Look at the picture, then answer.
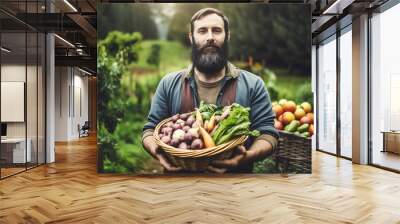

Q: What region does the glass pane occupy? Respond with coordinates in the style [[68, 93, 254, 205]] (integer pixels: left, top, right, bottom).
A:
[[317, 36, 337, 154], [38, 32, 45, 165], [27, 31, 38, 169], [371, 4, 400, 171], [340, 29, 352, 158], [1, 30, 27, 177]]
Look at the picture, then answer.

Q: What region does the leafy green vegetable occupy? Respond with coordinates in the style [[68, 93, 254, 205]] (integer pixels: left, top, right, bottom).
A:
[[211, 103, 260, 144], [201, 112, 212, 121], [198, 101, 218, 113], [197, 101, 223, 121]]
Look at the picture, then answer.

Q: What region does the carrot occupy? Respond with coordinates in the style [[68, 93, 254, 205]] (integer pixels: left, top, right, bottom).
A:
[[204, 120, 209, 132], [207, 114, 216, 132], [199, 126, 215, 148], [195, 108, 203, 127]]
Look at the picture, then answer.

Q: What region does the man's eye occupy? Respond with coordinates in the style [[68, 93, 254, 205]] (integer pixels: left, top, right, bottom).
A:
[[198, 29, 207, 34]]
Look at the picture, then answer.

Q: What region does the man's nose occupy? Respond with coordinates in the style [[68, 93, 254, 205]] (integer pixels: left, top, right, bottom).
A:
[[206, 30, 215, 43]]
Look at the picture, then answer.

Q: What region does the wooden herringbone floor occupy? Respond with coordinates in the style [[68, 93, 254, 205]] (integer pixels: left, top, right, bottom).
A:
[[1, 135, 400, 224]]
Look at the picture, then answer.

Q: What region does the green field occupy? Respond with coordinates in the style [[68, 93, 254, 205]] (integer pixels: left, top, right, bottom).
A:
[[274, 74, 310, 102], [132, 40, 190, 75]]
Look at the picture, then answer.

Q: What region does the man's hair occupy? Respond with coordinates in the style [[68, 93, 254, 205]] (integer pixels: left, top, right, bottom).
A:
[[190, 8, 229, 35]]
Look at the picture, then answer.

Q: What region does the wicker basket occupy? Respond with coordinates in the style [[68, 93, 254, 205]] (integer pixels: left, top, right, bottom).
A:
[[153, 113, 248, 172], [276, 130, 311, 173]]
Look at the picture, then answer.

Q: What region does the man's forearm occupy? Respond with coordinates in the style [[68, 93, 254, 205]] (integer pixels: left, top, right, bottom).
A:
[[141, 129, 155, 144], [142, 135, 158, 160], [241, 138, 275, 165]]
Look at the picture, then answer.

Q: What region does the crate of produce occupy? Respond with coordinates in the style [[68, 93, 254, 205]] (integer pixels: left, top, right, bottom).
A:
[[276, 130, 311, 173], [272, 99, 314, 173]]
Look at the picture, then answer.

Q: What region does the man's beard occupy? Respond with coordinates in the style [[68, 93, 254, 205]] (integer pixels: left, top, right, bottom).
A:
[[191, 37, 229, 76]]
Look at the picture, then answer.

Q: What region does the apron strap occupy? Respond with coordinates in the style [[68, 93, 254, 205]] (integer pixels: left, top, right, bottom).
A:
[[221, 78, 238, 106], [180, 76, 195, 114]]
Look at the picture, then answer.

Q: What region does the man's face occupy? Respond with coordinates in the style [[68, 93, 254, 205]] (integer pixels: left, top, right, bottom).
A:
[[190, 13, 229, 76]]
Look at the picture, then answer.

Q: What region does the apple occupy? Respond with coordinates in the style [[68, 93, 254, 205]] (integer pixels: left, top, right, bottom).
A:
[[272, 104, 284, 118], [300, 116, 312, 124], [306, 113, 314, 123], [278, 99, 287, 106], [274, 120, 284, 130], [294, 108, 306, 120], [301, 102, 312, 113], [283, 100, 296, 113], [282, 111, 295, 125], [309, 124, 314, 136], [272, 101, 278, 107]]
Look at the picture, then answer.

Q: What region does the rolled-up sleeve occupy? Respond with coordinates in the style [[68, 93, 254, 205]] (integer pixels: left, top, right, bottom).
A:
[[249, 78, 279, 149], [141, 77, 170, 143]]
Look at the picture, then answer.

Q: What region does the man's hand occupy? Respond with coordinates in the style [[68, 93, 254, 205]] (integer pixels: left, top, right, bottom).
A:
[[143, 135, 182, 172], [207, 139, 274, 173], [207, 146, 247, 173]]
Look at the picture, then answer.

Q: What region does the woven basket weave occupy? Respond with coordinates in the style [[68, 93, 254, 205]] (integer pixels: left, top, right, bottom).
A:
[[153, 113, 248, 172], [276, 130, 311, 173]]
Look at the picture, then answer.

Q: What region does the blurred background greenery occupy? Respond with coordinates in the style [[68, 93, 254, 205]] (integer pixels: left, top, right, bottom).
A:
[[97, 3, 311, 174]]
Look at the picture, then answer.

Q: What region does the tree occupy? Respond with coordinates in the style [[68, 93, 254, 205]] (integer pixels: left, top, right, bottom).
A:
[[147, 43, 161, 70], [98, 4, 159, 40], [166, 4, 311, 75], [167, 3, 215, 47]]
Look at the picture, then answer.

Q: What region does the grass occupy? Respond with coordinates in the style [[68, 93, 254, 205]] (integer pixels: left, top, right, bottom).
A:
[[271, 68, 310, 102], [133, 40, 190, 75]]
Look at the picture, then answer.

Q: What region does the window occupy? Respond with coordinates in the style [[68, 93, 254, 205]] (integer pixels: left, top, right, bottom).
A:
[[370, 3, 400, 171], [339, 27, 352, 158], [317, 35, 337, 154]]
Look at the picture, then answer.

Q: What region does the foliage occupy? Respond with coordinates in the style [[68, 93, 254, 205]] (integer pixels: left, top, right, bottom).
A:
[[97, 31, 154, 173], [253, 157, 281, 174], [295, 82, 313, 104], [98, 31, 142, 64], [147, 44, 161, 69], [167, 3, 211, 46], [133, 40, 190, 74], [98, 4, 158, 40], [167, 4, 311, 75]]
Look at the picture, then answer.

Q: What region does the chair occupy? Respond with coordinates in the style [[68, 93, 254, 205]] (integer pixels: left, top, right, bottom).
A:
[[78, 121, 90, 138]]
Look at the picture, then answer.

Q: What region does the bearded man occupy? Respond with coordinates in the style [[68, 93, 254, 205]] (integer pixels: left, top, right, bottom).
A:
[[142, 8, 278, 173]]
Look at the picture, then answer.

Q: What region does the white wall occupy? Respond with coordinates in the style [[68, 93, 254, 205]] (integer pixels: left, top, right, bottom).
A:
[[55, 67, 69, 141], [55, 67, 89, 141]]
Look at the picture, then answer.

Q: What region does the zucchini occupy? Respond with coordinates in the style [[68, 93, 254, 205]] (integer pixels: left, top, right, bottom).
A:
[[301, 132, 310, 138], [297, 124, 309, 133], [284, 120, 300, 133]]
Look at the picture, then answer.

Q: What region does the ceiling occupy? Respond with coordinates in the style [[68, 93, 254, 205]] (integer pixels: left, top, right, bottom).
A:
[[0, 0, 97, 74]]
